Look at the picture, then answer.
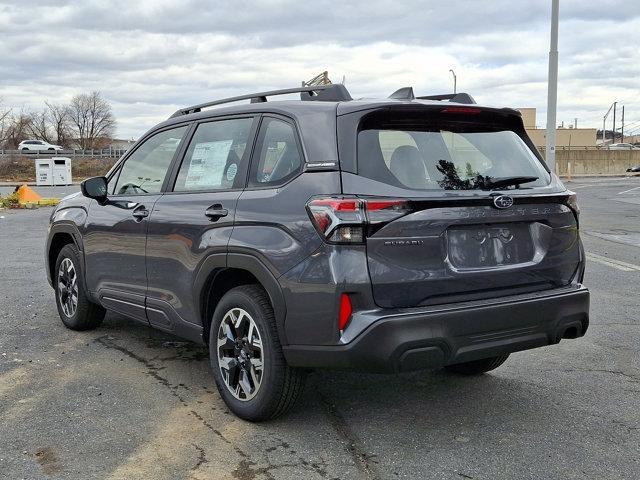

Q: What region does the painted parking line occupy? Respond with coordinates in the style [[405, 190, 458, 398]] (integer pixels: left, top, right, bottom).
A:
[[618, 185, 640, 195], [585, 252, 640, 272], [570, 181, 638, 190]]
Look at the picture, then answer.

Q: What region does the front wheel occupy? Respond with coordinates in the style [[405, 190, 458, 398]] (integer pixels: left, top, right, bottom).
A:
[[209, 285, 305, 421], [54, 244, 105, 330], [444, 354, 510, 375]]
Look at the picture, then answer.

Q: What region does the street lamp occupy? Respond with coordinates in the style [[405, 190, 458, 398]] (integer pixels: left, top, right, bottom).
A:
[[449, 69, 457, 94], [545, 0, 559, 173]]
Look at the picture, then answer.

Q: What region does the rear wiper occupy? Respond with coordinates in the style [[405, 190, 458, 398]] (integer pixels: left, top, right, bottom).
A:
[[485, 176, 538, 190]]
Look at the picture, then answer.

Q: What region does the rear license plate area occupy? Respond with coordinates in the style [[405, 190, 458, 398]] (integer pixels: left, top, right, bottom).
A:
[[446, 223, 535, 270]]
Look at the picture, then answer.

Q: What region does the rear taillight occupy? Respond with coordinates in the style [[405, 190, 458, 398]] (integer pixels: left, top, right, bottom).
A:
[[566, 192, 579, 215], [306, 196, 411, 243], [565, 191, 580, 227]]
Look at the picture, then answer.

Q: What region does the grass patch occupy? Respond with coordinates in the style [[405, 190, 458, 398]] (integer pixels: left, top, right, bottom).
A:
[[0, 192, 19, 208]]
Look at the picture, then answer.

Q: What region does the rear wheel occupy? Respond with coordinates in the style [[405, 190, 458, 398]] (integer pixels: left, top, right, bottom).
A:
[[54, 244, 105, 330], [209, 285, 305, 421], [444, 354, 509, 375]]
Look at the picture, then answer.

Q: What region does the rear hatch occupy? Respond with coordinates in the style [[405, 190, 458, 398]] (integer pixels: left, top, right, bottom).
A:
[[337, 105, 581, 308]]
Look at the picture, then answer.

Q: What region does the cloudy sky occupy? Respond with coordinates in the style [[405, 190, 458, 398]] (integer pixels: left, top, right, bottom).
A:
[[1, 0, 639, 139]]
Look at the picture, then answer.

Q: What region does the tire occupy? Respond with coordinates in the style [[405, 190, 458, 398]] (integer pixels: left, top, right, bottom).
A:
[[444, 354, 510, 375], [54, 244, 105, 331], [209, 285, 305, 421]]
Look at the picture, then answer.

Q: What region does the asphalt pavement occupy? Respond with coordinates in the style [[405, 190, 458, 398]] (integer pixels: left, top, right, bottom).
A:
[[0, 177, 639, 479]]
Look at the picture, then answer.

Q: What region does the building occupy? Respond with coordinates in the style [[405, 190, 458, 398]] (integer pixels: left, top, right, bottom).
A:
[[517, 108, 597, 148], [624, 134, 640, 145]]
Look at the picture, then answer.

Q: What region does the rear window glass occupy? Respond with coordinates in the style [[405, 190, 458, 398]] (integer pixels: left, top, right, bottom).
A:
[[357, 113, 550, 190]]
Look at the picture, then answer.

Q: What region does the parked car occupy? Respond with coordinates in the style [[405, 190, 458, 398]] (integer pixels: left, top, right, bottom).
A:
[[607, 143, 639, 150], [626, 165, 640, 172], [45, 85, 589, 421], [18, 139, 63, 151]]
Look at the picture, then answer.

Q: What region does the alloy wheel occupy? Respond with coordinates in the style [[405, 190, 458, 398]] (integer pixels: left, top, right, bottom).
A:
[[57, 258, 78, 317], [217, 307, 264, 401]]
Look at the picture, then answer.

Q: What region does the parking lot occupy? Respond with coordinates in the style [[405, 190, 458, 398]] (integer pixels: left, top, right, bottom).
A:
[[1, 176, 639, 480]]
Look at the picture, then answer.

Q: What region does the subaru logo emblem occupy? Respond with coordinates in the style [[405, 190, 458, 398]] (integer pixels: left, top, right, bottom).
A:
[[493, 195, 514, 209]]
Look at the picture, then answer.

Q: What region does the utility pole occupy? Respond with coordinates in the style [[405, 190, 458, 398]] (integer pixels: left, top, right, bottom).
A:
[[449, 69, 457, 93], [621, 105, 625, 142], [574, 117, 577, 128], [603, 102, 615, 144], [612, 101, 617, 143], [545, 0, 559, 173]]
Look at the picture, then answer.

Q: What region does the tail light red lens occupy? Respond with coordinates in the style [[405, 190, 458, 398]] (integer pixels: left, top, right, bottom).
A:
[[566, 192, 579, 215], [307, 197, 366, 243], [338, 293, 352, 331], [306, 196, 410, 243], [365, 199, 407, 211]]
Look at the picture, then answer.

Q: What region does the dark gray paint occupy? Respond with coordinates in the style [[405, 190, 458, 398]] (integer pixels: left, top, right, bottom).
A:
[[83, 195, 158, 302], [364, 202, 580, 308], [145, 190, 240, 328], [45, 97, 589, 372]]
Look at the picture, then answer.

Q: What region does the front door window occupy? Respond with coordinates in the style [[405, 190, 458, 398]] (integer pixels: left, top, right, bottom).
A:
[[112, 126, 188, 195]]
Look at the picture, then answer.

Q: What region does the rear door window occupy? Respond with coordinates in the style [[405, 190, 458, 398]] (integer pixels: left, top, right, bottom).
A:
[[174, 117, 254, 192], [249, 117, 302, 187], [357, 111, 550, 190]]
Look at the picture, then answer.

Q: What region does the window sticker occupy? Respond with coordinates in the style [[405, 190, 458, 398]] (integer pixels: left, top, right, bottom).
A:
[[184, 140, 233, 189], [226, 162, 238, 182]]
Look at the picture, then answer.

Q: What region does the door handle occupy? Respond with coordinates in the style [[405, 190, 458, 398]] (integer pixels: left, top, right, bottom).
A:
[[205, 204, 228, 221], [132, 206, 149, 220]]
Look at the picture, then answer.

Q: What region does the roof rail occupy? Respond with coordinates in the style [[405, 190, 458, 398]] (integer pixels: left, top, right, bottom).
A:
[[169, 84, 352, 118], [300, 83, 352, 102]]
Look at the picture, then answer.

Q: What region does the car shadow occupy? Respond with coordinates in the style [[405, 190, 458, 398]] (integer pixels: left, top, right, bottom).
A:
[[100, 311, 558, 431], [92, 312, 597, 479]]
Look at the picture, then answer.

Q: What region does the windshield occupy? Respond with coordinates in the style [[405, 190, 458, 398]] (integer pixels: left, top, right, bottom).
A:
[[357, 120, 550, 191]]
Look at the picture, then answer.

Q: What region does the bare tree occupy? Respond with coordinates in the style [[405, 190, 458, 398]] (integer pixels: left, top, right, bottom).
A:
[[0, 102, 12, 148], [4, 111, 33, 149], [26, 110, 52, 143], [45, 102, 71, 147], [67, 91, 116, 149]]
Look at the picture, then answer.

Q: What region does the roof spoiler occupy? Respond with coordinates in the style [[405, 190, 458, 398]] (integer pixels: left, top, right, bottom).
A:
[[388, 87, 476, 105], [170, 84, 352, 118]]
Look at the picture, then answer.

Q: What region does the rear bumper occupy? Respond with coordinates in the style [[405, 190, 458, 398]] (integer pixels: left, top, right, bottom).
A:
[[283, 285, 589, 373]]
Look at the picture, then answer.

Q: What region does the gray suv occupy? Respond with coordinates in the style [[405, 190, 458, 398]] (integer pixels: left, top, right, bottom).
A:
[[46, 85, 589, 421]]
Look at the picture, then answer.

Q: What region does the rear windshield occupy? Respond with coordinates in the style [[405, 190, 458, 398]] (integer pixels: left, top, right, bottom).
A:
[[357, 112, 550, 190]]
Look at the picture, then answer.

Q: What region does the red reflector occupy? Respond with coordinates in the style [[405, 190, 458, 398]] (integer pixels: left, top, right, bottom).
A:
[[338, 293, 352, 331], [441, 107, 482, 114]]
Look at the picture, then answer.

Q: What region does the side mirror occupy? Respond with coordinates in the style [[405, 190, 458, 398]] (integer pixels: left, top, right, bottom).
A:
[[81, 176, 108, 204]]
